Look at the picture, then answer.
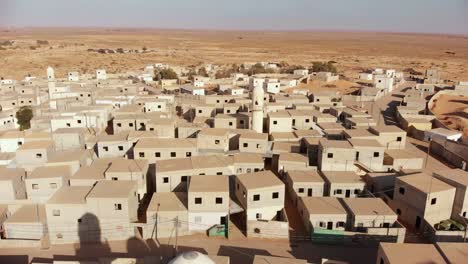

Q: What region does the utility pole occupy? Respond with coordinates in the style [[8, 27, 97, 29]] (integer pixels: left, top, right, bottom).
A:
[[174, 216, 179, 254]]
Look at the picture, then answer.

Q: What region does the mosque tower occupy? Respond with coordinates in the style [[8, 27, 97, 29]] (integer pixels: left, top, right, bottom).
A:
[[251, 85, 264, 133], [47, 66, 56, 108]]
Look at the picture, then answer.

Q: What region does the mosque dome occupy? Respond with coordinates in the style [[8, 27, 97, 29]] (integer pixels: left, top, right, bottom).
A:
[[168, 251, 215, 264]]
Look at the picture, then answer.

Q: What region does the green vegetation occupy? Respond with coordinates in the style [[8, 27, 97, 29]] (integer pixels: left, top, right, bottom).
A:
[[154, 68, 178, 81], [16, 106, 33, 131], [280, 65, 305, 74], [36, 40, 49, 45], [197, 67, 209, 77], [215, 64, 240, 79], [311, 61, 337, 73], [244, 63, 275, 76]]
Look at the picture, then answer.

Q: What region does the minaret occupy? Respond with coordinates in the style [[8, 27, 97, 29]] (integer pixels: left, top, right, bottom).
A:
[[251, 85, 264, 133], [47, 66, 55, 108]]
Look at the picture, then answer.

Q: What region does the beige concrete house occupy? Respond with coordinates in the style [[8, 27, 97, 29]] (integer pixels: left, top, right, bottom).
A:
[[16, 140, 55, 171], [369, 125, 406, 149], [214, 113, 250, 129], [383, 149, 425, 171], [234, 170, 285, 221], [392, 173, 456, 230], [376, 243, 446, 264], [69, 162, 108, 186], [146, 117, 176, 138], [195, 104, 217, 117], [433, 169, 468, 219], [188, 175, 229, 232], [288, 110, 314, 130], [197, 128, 236, 153], [3, 204, 46, 240], [238, 132, 269, 154], [348, 138, 385, 172], [298, 197, 347, 232], [275, 153, 310, 176], [133, 138, 198, 163], [318, 139, 356, 171], [344, 117, 377, 129], [232, 153, 265, 174], [0, 167, 27, 201], [52, 127, 86, 150], [104, 159, 149, 201], [342, 198, 398, 230], [96, 132, 133, 158], [155, 157, 193, 192], [45, 149, 95, 176], [286, 170, 325, 206], [267, 111, 292, 133], [26, 165, 72, 202], [321, 171, 365, 198]]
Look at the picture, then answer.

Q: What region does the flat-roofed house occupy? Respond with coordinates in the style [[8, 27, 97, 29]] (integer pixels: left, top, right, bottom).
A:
[[0, 167, 27, 201], [348, 139, 385, 172], [275, 153, 310, 176], [286, 170, 325, 206], [52, 128, 86, 150], [69, 163, 108, 186], [16, 140, 55, 171], [238, 132, 269, 154], [45, 186, 92, 244], [96, 132, 132, 158], [321, 171, 365, 198], [234, 170, 285, 221], [45, 149, 95, 176], [146, 117, 176, 138], [133, 138, 198, 163], [3, 204, 46, 240], [298, 197, 347, 233], [376, 243, 446, 264], [433, 169, 468, 220], [267, 111, 292, 133], [288, 110, 314, 130], [318, 139, 356, 171], [0, 130, 26, 152], [26, 165, 72, 202], [342, 198, 398, 231], [104, 159, 149, 201], [232, 153, 265, 174], [214, 113, 250, 129], [383, 149, 425, 171], [197, 128, 231, 153], [188, 175, 229, 232], [392, 173, 456, 231], [155, 157, 193, 193], [369, 125, 406, 149]]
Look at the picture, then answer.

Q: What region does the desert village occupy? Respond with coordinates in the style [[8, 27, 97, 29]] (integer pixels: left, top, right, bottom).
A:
[[0, 61, 467, 264]]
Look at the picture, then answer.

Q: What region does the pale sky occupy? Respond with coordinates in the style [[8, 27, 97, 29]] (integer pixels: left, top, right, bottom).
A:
[[0, 0, 467, 35]]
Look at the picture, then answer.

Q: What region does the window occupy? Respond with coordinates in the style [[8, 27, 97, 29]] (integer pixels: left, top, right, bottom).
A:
[[36, 153, 42, 158], [237, 183, 240, 190], [253, 194, 260, 201], [215, 140, 220, 144], [229, 122, 233, 126], [373, 152, 380, 157], [118, 146, 124, 151], [327, 153, 333, 158], [305, 119, 310, 123], [18, 141, 23, 146], [155, 152, 161, 157], [243, 143, 248, 147], [163, 177, 169, 183], [117, 123, 122, 127], [103, 146, 109, 151], [181, 176, 188, 182], [77, 120, 82, 124], [50, 183, 57, 189], [319, 222, 325, 228], [157, 105, 161, 109], [198, 110, 202, 113], [139, 152, 145, 158], [240, 120, 244, 125], [227, 110, 231, 113], [272, 192, 279, 199], [431, 198, 437, 205], [256, 144, 260, 149], [273, 120, 278, 125], [334, 189, 342, 195], [336, 221, 345, 227], [354, 189, 360, 194], [216, 197, 223, 204], [256, 213, 262, 219], [129, 123, 134, 127], [380, 257, 384, 264], [170, 152, 176, 157], [195, 216, 202, 223], [216, 172, 222, 175], [112, 177, 118, 181], [396, 209, 401, 215], [32, 184, 39, 190], [114, 204, 122, 210], [396, 136, 402, 142], [186, 152, 191, 157], [298, 188, 304, 193], [195, 197, 202, 204], [53, 210, 60, 216], [399, 187, 405, 195]]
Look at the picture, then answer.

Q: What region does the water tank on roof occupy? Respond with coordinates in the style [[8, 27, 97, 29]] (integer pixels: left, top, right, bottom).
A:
[[168, 251, 215, 264]]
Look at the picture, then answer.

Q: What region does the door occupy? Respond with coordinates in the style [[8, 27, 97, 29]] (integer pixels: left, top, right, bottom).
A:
[[345, 189, 351, 198], [307, 188, 313, 197], [415, 216, 421, 229], [220, 216, 226, 225], [355, 152, 360, 160], [327, 222, 333, 230]]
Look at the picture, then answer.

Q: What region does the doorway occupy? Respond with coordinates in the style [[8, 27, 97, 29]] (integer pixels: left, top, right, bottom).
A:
[[307, 188, 313, 197], [327, 222, 333, 230], [415, 216, 421, 229], [345, 189, 351, 198]]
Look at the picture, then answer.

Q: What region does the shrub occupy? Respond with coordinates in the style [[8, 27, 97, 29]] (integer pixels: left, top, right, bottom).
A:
[[310, 61, 337, 73], [197, 67, 209, 77], [36, 40, 49, 45], [16, 106, 33, 130], [154, 68, 178, 80]]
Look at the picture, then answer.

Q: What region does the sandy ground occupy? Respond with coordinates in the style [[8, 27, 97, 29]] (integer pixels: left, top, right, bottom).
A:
[[430, 94, 468, 137], [1, 28, 468, 81]]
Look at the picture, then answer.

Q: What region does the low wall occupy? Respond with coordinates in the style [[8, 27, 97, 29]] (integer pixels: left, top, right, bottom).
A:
[[246, 219, 289, 239], [430, 139, 468, 171], [0, 238, 41, 248]]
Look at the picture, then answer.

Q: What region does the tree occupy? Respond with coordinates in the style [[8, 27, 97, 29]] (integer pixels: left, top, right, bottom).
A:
[[311, 61, 337, 73], [154, 68, 178, 81], [142, 46, 147, 51], [197, 67, 209, 77], [16, 106, 33, 131]]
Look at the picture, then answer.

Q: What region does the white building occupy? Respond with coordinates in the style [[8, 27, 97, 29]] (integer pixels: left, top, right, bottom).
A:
[[374, 75, 394, 92], [96, 69, 107, 80], [68, 72, 79, 82], [424, 128, 463, 142]]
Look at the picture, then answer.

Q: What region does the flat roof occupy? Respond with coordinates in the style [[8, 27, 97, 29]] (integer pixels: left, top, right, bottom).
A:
[[343, 128, 376, 138], [287, 170, 325, 183], [232, 153, 264, 164], [6, 204, 46, 223], [434, 168, 468, 187], [17, 140, 53, 150], [437, 242, 468, 264], [317, 122, 345, 130], [348, 138, 384, 148], [97, 132, 128, 142], [28, 165, 71, 179], [343, 198, 396, 216], [428, 127, 462, 136], [370, 125, 405, 134], [147, 192, 187, 212], [0, 167, 25, 181], [134, 138, 197, 149], [379, 243, 446, 264], [321, 171, 364, 184], [319, 139, 353, 149], [268, 111, 291, 118], [156, 157, 193, 173], [70, 164, 107, 180], [87, 180, 136, 198], [198, 128, 230, 136], [239, 131, 268, 140], [191, 155, 231, 169], [300, 197, 347, 215], [47, 149, 92, 163], [293, 129, 322, 138], [106, 159, 148, 173], [398, 172, 455, 193], [385, 149, 424, 159], [279, 153, 308, 163], [47, 186, 92, 204], [189, 175, 229, 193], [237, 170, 284, 189]]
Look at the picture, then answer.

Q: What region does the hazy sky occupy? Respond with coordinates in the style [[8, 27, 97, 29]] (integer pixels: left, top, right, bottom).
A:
[[1, 0, 467, 35]]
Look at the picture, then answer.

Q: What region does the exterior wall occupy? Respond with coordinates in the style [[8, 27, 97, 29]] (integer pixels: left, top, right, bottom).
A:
[[16, 146, 54, 171], [26, 176, 68, 202], [247, 218, 289, 238], [188, 191, 229, 213], [3, 222, 44, 240], [105, 171, 147, 200], [97, 141, 133, 158], [0, 178, 26, 201], [134, 146, 197, 163], [267, 117, 292, 133], [318, 147, 356, 171], [350, 214, 398, 229], [45, 203, 87, 244], [146, 123, 176, 138], [197, 134, 229, 152], [52, 133, 85, 150], [239, 138, 268, 153], [155, 170, 192, 192], [372, 132, 406, 150], [354, 148, 384, 171], [329, 182, 365, 198], [188, 212, 226, 231], [433, 174, 468, 219], [0, 137, 24, 152], [87, 195, 138, 224]]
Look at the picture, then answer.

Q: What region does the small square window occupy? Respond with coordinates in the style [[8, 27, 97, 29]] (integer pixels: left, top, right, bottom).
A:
[[215, 140, 220, 144], [373, 152, 380, 157], [186, 152, 191, 157], [305, 119, 310, 123], [243, 143, 248, 147], [396, 137, 402, 142], [170, 152, 176, 157], [36, 153, 42, 158], [50, 183, 57, 189], [253, 194, 260, 201], [198, 110, 202, 113], [163, 177, 169, 183], [399, 187, 405, 195], [139, 152, 145, 158], [77, 120, 82, 124], [216, 197, 223, 204], [103, 146, 109, 151], [272, 192, 279, 199], [273, 120, 278, 125], [155, 152, 161, 157], [216, 172, 223, 175], [117, 123, 122, 127], [18, 141, 23, 146], [32, 184, 39, 190], [53, 210, 60, 216], [298, 188, 304, 193], [181, 176, 188, 182], [195, 197, 202, 204], [327, 153, 333, 158], [118, 146, 124, 151], [112, 177, 118, 181], [229, 122, 233, 126], [431, 198, 437, 205], [129, 123, 134, 127], [114, 204, 122, 210], [335, 189, 342, 195]]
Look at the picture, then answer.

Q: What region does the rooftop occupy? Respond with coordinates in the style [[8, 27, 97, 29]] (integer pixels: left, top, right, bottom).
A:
[[6, 204, 46, 223], [379, 243, 446, 264], [343, 198, 396, 216], [321, 171, 364, 184], [17, 140, 53, 150], [237, 170, 283, 189], [87, 180, 137, 198], [106, 159, 148, 173], [319, 139, 353, 149], [300, 197, 347, 215], [343, 128, 376, 138], [70, 164, 108, 180], [434, 168, 468, 187], [28, 165, 71, 179], [398, 172, 455, 193], [437, 242, 468, 264], [189, 175, 229, 193], [134, 138, 197, 149], [287, 170, 325, 183], [147, 192, 187, 212], [348, 138, 384, 148], [370, 125, 405, 134], [156, 157, 193, 173], [47, 186, 92, 204]]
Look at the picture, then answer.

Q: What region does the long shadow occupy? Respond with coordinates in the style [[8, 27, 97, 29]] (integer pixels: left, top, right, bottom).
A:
[[218, 245, 271, 264], [449, 99, 468, 104], [0, 255, 28, 264]]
